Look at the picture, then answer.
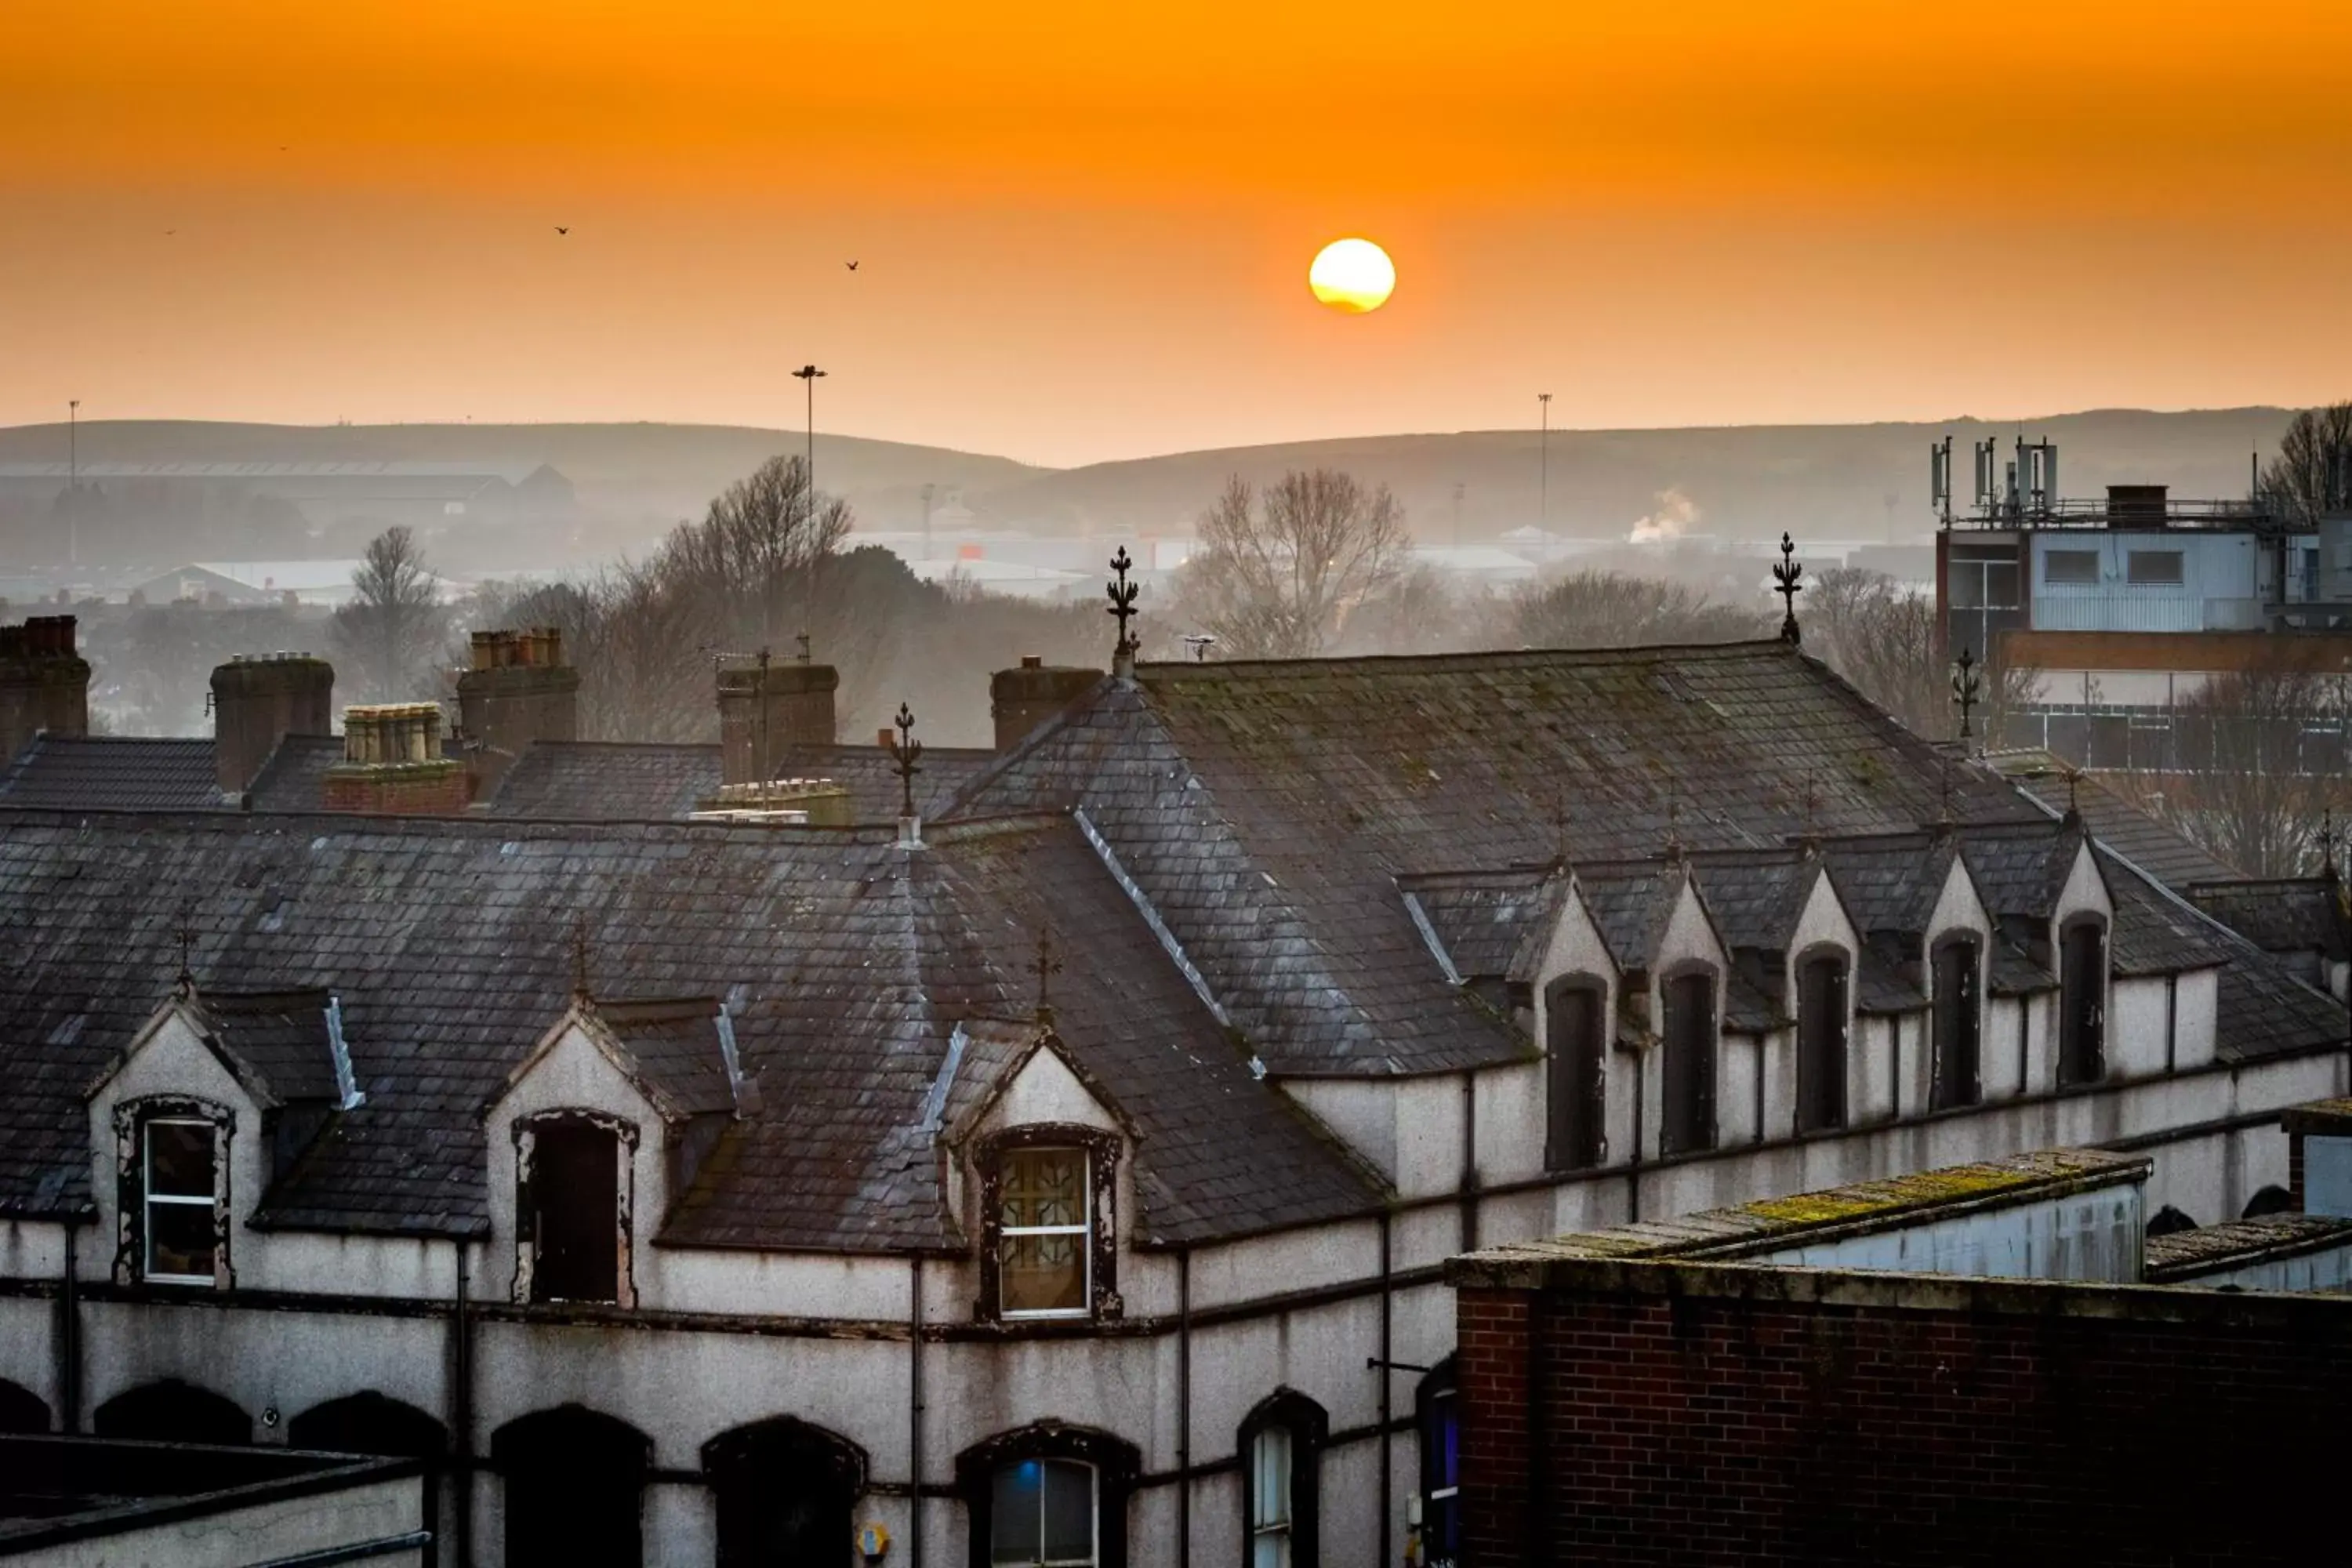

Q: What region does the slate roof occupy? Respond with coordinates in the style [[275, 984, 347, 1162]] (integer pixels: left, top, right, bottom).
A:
[[191, 988, 343, 1106], [1994, 754, 2242, 890], [0, 736, 227, 812], [2188, 879, 2350, 964], [1397, 869, 1559, 982], [481, 740, 996, 822], [245, 736, 345, 811], [586, 999, 740, 1120], [949, 643, 2344, 1073], [0, 811, 1381, 1250]]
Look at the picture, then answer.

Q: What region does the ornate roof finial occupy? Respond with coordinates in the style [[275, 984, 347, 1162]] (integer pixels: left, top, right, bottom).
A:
[[1664, 792, 1685, 863], [1106, 546, 1141, 668], [172, 900, 197, 999], [1951, 646, 1982, 746], [1032, 926, 1063, 1024], [2063, 767, 2083, 827], [1773, 533, 1805, 645], [888, 702, 924, 818]]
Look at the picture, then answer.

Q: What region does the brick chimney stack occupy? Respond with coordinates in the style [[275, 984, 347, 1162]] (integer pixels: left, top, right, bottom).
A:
[[0, 615, 91, 764], [210, 653, 335, 796], [717, 661, 838, 786], [989, 655, 1104, 751], [321, 703, 468, 815], [457, 627, 580, 793]]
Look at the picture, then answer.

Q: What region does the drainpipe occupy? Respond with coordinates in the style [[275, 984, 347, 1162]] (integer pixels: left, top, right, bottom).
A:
[[909, 1255, 925, 1568], [57, 1224, 81, 1433], [1377, 1214, 1392, 1568], [451, 1240, 474, 1568], [1177, 1249, 1192, 1568], [1628, 1053, 1646, 1225], [1458, 1073, 1479, 1251]]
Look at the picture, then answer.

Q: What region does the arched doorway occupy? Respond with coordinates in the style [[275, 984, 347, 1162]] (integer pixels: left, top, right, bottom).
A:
[[289, 1392, 448, 1458], [0, 1379, 49, 1435], [492, 1404, 650, 1568], [93, 1379, 251, 1445], [702, 1417, 867, 1566]]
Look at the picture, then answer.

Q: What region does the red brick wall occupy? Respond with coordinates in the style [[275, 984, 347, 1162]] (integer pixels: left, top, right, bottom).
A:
[[1459, 1281, 2351, 1566], [319, 767, 471, 816]]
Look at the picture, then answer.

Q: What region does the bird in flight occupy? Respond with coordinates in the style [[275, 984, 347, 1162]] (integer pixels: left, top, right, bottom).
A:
[[554, 226, 569, 235], [845, 260, 859, 271]]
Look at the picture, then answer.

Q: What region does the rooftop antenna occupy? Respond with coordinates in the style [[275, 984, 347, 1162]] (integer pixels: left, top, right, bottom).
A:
[[1032, 926, 1062, 1025], [1929, 436, 1954, 528], [1773, 533, 1805, 645], [1951, 646, 1982, 750], [888, 702, 924, 819], [1106, 546, 1140, 676]]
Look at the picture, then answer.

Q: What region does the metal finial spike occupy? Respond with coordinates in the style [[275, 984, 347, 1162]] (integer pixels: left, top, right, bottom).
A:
[[1033, 927, 1063, 1022], [1951, 647, 1983, 744], [1106, 546, 1141, 658], [173, 901, 197, 996], [1939, 753, 1956, 827], [1773, 533, 1805, 645], [889, 702, 924, 818], [572, 915, 592, 1001], [2065, 768, 2082, 822]]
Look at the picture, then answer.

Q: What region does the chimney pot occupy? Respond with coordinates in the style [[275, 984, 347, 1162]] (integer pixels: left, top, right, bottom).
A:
[[210, 652, 336, 795]]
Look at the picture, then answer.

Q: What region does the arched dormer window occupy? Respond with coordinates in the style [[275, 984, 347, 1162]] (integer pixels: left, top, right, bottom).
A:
[[976, 1124, 1123, 1323], [1543, 976, 1607, 1171], [1240, 1390, 1328, 1567], [111, 1096, 235, 1289], [513, 1110, 639, 1307], [1660, 967, 1717, 1156], [2058, 915, 2108, 1087], [1929, 933, 1984, 1111], [1795, 948, 1849, 1134]]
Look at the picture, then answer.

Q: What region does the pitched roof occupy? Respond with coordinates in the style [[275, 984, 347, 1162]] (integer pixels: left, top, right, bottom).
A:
[[244, 736, 345, 811], [1396, 868, 1559, 982], [2188, 879, 2350, 964], [0, 736, 226, 812], [187, 987, 343, 1106], [0, 810, 1380, 1250], [1993, 753, 2241, 890], [481, 740, 996, 822]]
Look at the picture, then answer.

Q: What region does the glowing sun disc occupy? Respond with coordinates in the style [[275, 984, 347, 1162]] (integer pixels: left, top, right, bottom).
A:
[[1309, 238, 1396, 314]]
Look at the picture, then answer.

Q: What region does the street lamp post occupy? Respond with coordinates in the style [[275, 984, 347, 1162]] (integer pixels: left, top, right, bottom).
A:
[[67, 399, 79, 569], [792, 364, 826, 519], [1537, 392, 1552, 532]]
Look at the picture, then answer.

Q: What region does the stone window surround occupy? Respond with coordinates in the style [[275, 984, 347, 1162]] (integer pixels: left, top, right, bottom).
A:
[[974, 1123, 1123, 1326], [510, 1108, 641, 1309], [111, 1094, 236, 1290]]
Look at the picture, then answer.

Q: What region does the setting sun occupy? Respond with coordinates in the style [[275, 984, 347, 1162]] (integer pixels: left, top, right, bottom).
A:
[[1308, 238, 1396, 314]]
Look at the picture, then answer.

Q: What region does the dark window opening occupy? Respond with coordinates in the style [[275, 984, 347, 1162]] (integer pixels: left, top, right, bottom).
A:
[[1544, 978, 1606, 1171], [1661, 972, 1717, 1156], [1930, 938, 1983, 1112], [494, 1406, 648, 1568], [2242, 1184, 2294, 1219], [991, 1458, 1097, 1566], [528, 1121, 620, 1305], [93, 1380, 251, 1445], [290, 1393, 449, 1568], [704, 1418, 866, 1568], [2043, 550, 2100, 586], [1415, 1360, 1461, 1568], [0, 1380, 52, 1436], [1795, 953, 1849, 1133], [2127, 550, 2185, 586], [2058, 920, 2107, 1087], [2147, 1204, 2199, 1237]]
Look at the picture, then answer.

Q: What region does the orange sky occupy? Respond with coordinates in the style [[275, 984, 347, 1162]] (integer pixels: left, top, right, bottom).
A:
[[5, 2, 2350, 465]]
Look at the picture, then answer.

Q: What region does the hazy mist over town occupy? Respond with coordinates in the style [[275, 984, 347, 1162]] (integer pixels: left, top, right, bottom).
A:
[[3, 6, 2350, 1567]]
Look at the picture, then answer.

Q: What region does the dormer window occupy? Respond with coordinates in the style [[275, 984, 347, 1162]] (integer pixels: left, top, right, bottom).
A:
[[2059, 917, 2108, 1087], [514, 1112, 637, 1308], [143, 1119, 220, 1284], [1661, 970, 1717, 1156], [1544, 977, 1606, 1171], [999, 1148, 1091, 1318], [1795, 951, 1849, 1134], [111, 1098, 234, 1289], [977, 1127, 1120, 1324], [1930, 935, 1983, 1111]]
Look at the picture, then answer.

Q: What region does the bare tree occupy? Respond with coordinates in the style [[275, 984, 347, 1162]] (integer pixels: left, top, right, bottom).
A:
[[330, 525, 447, 702], [655, 455, 852, 649], [1183, 470, 1407, 658], [2261, 401, 2352, 525], [1806, 568, 1944, 736], [1512, 569, 1771, 650], [2110, 662, 2352, 877]]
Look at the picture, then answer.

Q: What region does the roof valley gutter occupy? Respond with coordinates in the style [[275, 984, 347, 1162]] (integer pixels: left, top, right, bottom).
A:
[[1073, 806, 1229, 1028]]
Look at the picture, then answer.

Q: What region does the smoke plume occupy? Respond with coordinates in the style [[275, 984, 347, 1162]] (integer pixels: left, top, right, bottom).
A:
[[1628, 486, 1700, 544]]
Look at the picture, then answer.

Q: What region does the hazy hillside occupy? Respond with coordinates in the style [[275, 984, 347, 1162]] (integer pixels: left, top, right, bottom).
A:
[[0, 420, 1049, 535], [964, 408, 2299, 546], [0, 408, 2302, 564]]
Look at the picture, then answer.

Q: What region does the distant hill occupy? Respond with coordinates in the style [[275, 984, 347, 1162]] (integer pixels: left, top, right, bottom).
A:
[[961, 407, 2300, 546], [0, 421, 1050, 535], [0, 408, 2303, 558]]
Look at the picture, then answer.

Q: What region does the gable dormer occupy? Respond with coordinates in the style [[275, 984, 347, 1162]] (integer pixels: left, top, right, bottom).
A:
[[485, 995, 753, 1309]]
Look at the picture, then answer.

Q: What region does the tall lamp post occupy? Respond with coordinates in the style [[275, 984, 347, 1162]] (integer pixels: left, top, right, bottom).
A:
[[790, 365, 826, 651], [1537, 392, 1552, 532], [67, 399, 79, 569]]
